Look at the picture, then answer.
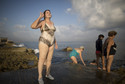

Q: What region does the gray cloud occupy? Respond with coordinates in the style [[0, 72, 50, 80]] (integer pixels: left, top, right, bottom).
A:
[[13, 24, 26, 29], [55, 24, 107, 42], [55, 0, 125, 43], [65, 8, 72, 14], [0, 17, 40, 42], [0, 21, 9, 37], [12, 29, 41, 42], [71, 0, 125, 30], [3, 17, 8, 21], [0, 22, 5, 27]]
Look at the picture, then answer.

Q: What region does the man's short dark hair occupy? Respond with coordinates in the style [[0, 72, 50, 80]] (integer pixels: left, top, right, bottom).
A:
[[98, 34, 104, 39]]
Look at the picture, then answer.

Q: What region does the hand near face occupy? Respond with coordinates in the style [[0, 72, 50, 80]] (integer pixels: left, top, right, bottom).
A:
[[55, 43, 58, 49], [39, 12, 44, 18]]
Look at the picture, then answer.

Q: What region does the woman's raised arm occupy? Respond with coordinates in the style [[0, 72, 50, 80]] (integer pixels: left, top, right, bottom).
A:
[[31, 12, 44, 29]]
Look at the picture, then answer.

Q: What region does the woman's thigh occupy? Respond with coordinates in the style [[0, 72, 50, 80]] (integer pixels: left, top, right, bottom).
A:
[[71, 56, 77, 63], [107, 55, 114, 67], [46, 44, 54, 61], [39, 42, 49, 59]]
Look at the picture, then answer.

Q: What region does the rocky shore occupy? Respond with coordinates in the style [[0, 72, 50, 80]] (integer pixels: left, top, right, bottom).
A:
[[0, 62, 125, 84], [0, 38, 125, 84], [0, 38, 38, 72]]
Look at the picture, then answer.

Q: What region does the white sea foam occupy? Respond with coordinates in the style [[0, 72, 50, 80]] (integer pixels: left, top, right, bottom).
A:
[[13, 43, 24, 47], [34, 49, 39, 54]]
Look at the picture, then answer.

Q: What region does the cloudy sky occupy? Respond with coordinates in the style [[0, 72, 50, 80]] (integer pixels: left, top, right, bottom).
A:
[[0, 0, 125, 43]]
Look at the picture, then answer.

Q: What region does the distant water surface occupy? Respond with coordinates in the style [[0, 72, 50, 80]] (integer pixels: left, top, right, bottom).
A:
[[23, 41, 125, 69]]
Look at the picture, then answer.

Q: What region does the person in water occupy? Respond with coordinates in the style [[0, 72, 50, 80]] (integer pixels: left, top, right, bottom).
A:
[[31, 10, 58, 84], [102, 31, 117, 73], [69, 46, 86, 66], [95, 34, 104, 69]]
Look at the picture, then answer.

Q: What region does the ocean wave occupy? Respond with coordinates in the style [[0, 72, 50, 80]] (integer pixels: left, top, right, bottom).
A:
[[34, 49, 39, 54], [13, 43, 24, 47]]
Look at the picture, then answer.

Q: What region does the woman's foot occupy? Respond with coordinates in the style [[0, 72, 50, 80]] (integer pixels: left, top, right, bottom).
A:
[[38, 78, 44, 84], [97, 67, 101, 70], [102, 67, 106, 70], [90, 62, 97, 65], [45, 74, 54, 80]]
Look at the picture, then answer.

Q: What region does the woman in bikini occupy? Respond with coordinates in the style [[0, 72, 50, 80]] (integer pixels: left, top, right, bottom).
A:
[[102, 31, 117, 73], [69, 46, 86, 66], [31, 10, 58, 84]]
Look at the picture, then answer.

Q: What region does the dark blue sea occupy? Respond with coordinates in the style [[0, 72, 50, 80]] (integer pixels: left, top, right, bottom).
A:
[[22, 41, 125, 70]]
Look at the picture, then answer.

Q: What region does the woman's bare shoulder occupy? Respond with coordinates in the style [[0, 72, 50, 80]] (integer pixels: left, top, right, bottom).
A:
[[40, 20, 45, 29], [108, 38, 113, 42], [108, 39, 114, 45], [75, 48, 81, 53], [74, 48, 80, 50], [41, 20, 45, 25], [106, 38, 112, 44]]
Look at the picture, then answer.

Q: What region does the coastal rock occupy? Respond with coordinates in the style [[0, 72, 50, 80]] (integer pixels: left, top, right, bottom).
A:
[[26, 48, 34, 53], [113, 67, 125, 76], [113, 67, 125, 84], [0, 39, 38, 72], [62, 46, 73, 51]]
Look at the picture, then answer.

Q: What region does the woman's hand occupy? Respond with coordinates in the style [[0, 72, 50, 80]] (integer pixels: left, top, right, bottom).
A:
[[55, 43, 58, 49], [31, 12, 43, 29], [39, 12, 44, 18], [83, 63, 86, 66]]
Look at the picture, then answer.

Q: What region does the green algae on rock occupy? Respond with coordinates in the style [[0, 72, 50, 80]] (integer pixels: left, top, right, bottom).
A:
[[0, 38, 38, 72], [62, 46, 73, 51]]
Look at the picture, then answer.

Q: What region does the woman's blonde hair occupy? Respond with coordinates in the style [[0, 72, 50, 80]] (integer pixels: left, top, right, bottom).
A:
[[80, 46, 84, 50]]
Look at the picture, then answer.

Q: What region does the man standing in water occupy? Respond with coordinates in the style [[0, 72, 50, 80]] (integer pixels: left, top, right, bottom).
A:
[[95, 34, 105, 70]]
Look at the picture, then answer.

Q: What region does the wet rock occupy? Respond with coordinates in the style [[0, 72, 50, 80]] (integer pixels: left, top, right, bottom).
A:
[[113, 67, 125, 75], [26, 48, 34, 53], [62, 46, 73, 51], [0, 40, 38, 72], [113, 67, 125, 84]]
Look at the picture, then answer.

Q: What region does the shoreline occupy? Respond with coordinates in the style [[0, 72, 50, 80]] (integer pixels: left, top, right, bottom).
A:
[[0, 62, 125, 84]]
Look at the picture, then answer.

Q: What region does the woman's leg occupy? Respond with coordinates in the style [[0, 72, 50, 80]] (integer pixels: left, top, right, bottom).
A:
[[102, 56, 106, 70], [106, 55, 114, 73], [96, 53, 101, 69], [71, 56, 78, 64], [46, 44, 54, 76], [38, 42, 49, 80]]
